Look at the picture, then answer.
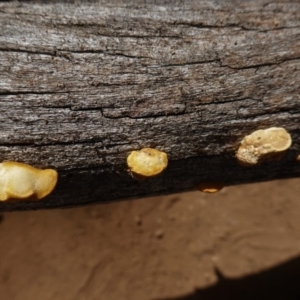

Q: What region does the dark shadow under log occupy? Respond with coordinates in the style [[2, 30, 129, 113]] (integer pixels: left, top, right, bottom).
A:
[[157, 255, 300, 300]]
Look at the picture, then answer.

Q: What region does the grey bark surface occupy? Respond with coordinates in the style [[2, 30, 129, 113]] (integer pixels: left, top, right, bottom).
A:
[[0, 0, 299, 211]]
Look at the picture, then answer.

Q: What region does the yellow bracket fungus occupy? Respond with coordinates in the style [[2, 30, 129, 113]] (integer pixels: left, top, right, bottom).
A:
[[236, 127, 292, 166], [0, 161, 58, 202], [297, 154, 300, 162], [196, 182, 225, 193], [127, 148, 168, 179]]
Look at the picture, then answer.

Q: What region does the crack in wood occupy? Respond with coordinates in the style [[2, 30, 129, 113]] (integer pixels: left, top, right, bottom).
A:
[[220, 57, 300, 70], [173, 22, 300, 32]]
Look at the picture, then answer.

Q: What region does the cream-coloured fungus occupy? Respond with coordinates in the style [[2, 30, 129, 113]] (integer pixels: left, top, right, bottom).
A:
[[236, 127, 292, 166], [297, 154, 300, 162], [196, 182, 225, 193], [127, 148, 168, 179], [0, 161, 58, 202]]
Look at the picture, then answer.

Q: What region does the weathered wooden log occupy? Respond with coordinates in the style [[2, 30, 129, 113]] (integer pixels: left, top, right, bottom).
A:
[[0, 0, 299, 211]]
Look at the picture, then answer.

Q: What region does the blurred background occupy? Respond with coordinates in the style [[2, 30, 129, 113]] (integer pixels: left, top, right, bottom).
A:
[[0, 179, 300, 300]]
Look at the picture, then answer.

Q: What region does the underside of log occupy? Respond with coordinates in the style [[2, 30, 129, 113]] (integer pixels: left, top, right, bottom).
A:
[[0, 0, 299, 211]]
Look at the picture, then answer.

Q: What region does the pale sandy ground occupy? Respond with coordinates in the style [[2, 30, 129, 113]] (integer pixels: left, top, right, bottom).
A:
[[0, 179, 300, 300]]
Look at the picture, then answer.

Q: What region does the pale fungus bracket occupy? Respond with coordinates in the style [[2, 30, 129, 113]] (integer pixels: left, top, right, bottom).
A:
[[127, 148, 168, 180], [297, 154, 300, 162], [0, 161, 58, 202], [236, 127, 292, 167], [196, 181, 225, 193]]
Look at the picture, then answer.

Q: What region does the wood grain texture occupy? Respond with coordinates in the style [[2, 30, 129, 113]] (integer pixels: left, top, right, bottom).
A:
[[0, 0, 299, 211]]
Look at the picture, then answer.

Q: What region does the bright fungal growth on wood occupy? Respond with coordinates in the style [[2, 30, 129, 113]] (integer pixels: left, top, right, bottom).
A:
[[196, 182, 225, 193], [297, 155, 300, 162], [0, 161, 58, 202], [127, 148, 168, 179], [236, 127, 292, 167]]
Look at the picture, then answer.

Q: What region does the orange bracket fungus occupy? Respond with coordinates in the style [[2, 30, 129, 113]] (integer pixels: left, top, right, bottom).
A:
[[236, 127, 292, 166], [196, 182, 225, 193], [297, 154, 300, 162], [0, 161, 58, 202], [127, 148, 168, 179]]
